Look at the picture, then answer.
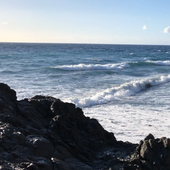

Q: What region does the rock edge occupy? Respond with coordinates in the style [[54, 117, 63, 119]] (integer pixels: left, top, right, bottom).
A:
[[0, 83, 169, 170]]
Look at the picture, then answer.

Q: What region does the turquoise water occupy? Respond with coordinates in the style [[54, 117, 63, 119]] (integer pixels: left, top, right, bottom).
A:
[[1, 43, 170, 142]]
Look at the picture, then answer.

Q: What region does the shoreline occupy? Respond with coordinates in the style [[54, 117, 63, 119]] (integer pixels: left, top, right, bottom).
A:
[[0, 83, 170, 170]]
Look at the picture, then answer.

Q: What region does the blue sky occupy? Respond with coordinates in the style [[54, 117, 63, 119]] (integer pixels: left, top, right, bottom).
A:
[[0, 0, 170, 44]]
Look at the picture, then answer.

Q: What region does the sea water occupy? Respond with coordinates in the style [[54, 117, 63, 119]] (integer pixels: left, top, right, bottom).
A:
[[0, 43, 170, 143]]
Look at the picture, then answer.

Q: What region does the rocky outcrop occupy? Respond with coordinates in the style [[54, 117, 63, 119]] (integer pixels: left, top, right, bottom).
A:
[[0, 83, 118, 170], [0, 83, 170, 170], [125, 134, 170, 170]]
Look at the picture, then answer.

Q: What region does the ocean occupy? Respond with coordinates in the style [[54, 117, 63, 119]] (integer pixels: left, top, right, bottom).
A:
[[0, 43, 170, 143]]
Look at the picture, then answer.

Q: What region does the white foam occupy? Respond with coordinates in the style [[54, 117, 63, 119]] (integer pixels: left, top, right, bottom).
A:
[[83, 103, 170, 143], [54, 63, 130, 71], [73, 75, 170, 108], [146, 60, 170, 66]]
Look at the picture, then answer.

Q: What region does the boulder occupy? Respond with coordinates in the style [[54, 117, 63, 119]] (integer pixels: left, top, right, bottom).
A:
[[125, 134, 170, 169]]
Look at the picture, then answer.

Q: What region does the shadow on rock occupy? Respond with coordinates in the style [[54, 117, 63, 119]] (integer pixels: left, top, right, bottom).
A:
[[0, 83, 169, 170]]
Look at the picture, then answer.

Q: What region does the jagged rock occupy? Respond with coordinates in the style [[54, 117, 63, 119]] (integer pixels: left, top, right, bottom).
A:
[[64, 158, 93, 170], [0, 83, 17, 101], [125, 134, 170, 169], [51, 158, 71, 170], [0, 83, 170, 170], [26, 136, 54, 158], [0, 83, 119, 169], [53, 145, 73, 160], [144, 133, 155, 140], [140, 140, 155, 162]]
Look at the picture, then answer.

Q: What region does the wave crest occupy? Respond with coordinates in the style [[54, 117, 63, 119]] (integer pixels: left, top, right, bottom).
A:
[[73, 75, 170, 107], [54, 63, 130, 71], [146, 60, 170, 66]]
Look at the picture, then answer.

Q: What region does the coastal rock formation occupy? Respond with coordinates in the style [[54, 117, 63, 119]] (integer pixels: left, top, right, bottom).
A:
[[0, 83, 169, 170], [125, 134, 170, 170]]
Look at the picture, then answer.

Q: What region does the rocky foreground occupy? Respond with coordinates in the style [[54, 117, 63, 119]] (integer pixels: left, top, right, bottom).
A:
[[0, 83, 170, 170]]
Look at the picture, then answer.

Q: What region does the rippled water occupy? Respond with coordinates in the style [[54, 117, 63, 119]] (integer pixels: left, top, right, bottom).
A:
[[1, 43, 170, 143]]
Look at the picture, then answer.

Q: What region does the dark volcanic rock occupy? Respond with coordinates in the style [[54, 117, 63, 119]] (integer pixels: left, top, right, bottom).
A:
[[124, 134, 170, 170], [0, 83, 17, 101], [0, 83, 170, 170], [0, 83, 118, 169]]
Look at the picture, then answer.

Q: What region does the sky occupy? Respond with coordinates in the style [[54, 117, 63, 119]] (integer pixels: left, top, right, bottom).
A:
[[0, 0, 170, 45]]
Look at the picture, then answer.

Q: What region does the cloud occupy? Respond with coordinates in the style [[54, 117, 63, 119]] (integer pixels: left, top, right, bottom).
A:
[[164, 26, 170, 33], [142, 25, 147, 30]]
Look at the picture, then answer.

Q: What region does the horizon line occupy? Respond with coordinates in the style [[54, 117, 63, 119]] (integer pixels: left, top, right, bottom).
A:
[[0, 41, 170, 46]]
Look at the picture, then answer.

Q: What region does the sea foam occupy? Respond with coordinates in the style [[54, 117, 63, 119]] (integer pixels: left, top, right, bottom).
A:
[[54, 63, 130, 71], [146, 60, 170, 66], [73, 74, 170, 108]]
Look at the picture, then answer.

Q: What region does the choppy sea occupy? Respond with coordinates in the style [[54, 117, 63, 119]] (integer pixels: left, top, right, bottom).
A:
[[1, 43, 170, 143]]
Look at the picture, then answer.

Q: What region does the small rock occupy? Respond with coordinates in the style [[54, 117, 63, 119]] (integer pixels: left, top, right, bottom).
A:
[[144, 134, 154, 140]]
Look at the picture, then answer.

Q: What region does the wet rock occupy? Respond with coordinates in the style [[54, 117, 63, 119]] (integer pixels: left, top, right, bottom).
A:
[[0, 83, 119, 169], [0, 83, 17, 101], [26, 163, 38, 170], [1, 83, 170, 170], [35, 160, 52, 170], [141, 160, 152, 170], [51, 158, 71, 170], [26, 136, 54, 158], [53, 145, 73, 160], [144, 133, 154, 140], [64, 158, 93, 170], [140, 140, 154, 162], [125, 134, 170, 169]]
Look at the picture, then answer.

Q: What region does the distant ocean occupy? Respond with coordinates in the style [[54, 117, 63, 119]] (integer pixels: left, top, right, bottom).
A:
[[1, 43, 170, 143]]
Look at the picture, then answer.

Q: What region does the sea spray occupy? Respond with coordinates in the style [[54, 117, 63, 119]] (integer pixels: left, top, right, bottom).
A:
[[73, 74, 170, 107], [1, 43, 170, 142]]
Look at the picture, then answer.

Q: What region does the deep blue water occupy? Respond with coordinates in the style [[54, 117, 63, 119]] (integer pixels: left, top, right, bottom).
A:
[[1, 43, 170, 142]]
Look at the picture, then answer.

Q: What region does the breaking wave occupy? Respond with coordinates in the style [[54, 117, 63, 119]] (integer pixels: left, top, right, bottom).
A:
[[53, 60, 170, 72], [74, 75, 170, 107], [146, 60, 170, 66], [54, 63, 130, 71]]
